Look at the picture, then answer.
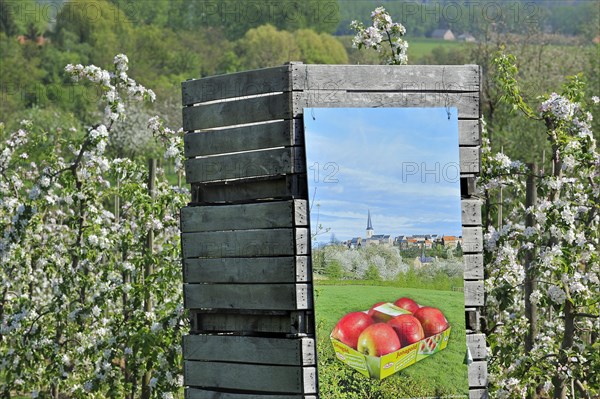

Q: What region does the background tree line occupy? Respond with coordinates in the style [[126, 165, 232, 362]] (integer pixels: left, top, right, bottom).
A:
[[0, 0, 598, 182]]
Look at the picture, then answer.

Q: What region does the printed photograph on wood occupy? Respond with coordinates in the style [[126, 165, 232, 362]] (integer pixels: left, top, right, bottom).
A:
[[305, 107, 469, 397]]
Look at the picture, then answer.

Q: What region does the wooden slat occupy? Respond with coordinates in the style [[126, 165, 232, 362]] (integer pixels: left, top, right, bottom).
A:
[[463, 254, 484, 280], [182, 108, 478, 156], [191, 174, 307, 204], [184, 256, 309, 284], [468, 361, 488, 388], [184, 120, 302, 158], [183, 335, 315, 365], [296, 91, 479, 119], [462, 199, 482, 226], [462, 226, 483, 253], [185, 362, 317, 393], [467, 334, 487, 360], [181, 200, 307, 233], [185, 147, 305, 184], [182, 65, 291, 105], [459, 146, 481, 175], [182, 228, 309, 259], [184, 283, 312, 310], [469, 389, 489, 399], [458, 119, 481, 146], [185, 146, 475, 184], [464, 281, 485, 307], [186, 389, 317, 399], [293, 64, 480, 92], [190, 310, 312, 335], [183, 92, 293, 131]]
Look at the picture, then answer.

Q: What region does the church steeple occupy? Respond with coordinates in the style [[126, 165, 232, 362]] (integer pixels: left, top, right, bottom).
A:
[[366, 210, 374, 238]]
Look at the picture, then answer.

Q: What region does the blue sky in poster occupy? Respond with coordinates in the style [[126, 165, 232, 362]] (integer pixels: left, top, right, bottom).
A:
[[304, 107, 462, 244]]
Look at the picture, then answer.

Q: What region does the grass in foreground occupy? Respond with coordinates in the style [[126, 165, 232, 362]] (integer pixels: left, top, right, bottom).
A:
[[315, 283, 469, 398]]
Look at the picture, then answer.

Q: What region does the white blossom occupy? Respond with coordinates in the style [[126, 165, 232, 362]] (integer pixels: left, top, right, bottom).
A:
[[540, 93, 577, 121], [547, 285, 566, 304], [529, 290, 542, 305], [114, 54, 129, 72]]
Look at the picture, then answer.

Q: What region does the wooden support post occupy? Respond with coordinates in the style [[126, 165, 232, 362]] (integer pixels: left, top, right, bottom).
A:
[[524, 163, 538, 352], [141, 159, 156, 399]]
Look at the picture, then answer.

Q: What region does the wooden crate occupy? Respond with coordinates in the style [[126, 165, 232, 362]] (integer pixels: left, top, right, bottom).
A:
[[181, 63, 486, 397]]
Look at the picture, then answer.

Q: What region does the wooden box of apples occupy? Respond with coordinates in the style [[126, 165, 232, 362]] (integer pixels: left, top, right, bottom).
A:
[[329, 297, 451, 379]]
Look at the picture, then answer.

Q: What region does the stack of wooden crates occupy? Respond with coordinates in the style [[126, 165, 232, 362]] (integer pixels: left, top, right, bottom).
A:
[[180, 63, 488, 399]]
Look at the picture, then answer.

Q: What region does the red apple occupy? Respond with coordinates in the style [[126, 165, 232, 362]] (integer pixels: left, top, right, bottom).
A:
[[356, 323, 401, 356], [331, 312, 374, 349], [393, 297, 420, 314], [369, 302, 400, 322], [367, 302, 386, 318], [387, 314, 425, 346], [413, 306, 449, 337]]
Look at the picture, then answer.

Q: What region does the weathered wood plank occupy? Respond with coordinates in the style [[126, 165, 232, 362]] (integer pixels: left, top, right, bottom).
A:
[[464, 281, 485, 307], [463, 254, 484, 280], [182, 228, 309, 258], [191, 174, 307, 204], [180, 200, 307, 233], [184, 119, 303, 158], [184, 283, 312, 310], [183, 93, 293, 131], [296, 91, 479, 119], [184, 256, 309, 283], [458, 119, 481, 146], [186, 389, 317, 399], [467, 333, 487, 360], [182, 65, 291, 105], [185, 147, 305, 184], [183, 335, 315, 365], [462, 226, 483, 253], [185, 362, 317, 393], [461, 198, 482, 226], [469, 389, 489, 399], [182, 106, 478, 154], [293, 64, 480, 92], [459, 146, 481, 175], [190, 309, 313, 335], [468, 360, 488, 388]]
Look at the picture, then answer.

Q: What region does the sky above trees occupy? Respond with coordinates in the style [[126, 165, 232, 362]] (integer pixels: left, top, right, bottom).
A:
[[305, 107, 462, 243]]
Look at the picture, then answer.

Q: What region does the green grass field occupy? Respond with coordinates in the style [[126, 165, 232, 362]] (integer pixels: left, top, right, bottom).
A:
[[406, 38, 470, 62], [339, 35, 473, 65], [315, 283, 469, 398]]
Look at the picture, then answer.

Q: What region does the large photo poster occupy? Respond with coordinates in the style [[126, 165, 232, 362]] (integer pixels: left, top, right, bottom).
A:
[[304, 107, 469, 398]]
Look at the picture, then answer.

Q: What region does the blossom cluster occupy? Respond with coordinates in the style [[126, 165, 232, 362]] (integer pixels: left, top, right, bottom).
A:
[[482, 58, 600, 396], [148, 116, 185, 172], [350, 7, 408, 65], [65, 54, 156, 123], [1, 55, 188, 398]]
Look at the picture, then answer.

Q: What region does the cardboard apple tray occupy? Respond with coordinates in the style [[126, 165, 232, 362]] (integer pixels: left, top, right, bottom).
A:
[[330, 302, 451, 380]]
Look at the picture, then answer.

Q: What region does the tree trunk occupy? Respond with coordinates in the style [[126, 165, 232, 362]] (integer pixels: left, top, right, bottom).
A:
[[50, 383, 59, 399], [141, 159, 156, 399], [552, 300, 575, 399], [524, 163, 538, 353], [548, 143, 572, 399], [0, 287, 6, 343]]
